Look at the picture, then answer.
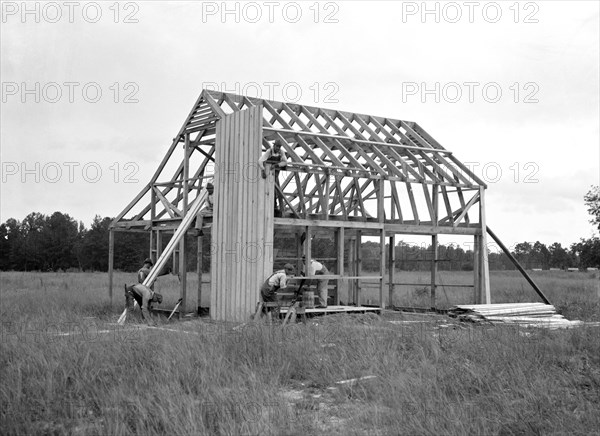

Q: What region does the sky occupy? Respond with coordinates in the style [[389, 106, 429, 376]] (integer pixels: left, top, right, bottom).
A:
[[1, 0, 598, 248]]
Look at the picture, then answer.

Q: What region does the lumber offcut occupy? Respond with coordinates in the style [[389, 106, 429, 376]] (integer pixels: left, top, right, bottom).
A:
[[448, 303, 584, 329]]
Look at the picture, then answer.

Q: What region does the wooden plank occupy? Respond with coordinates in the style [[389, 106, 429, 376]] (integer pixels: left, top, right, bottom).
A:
[[379, 229, 385, 308], [240, 109, 250, 319], [293, 172, 307, 217], [336, 227, 344, 305], [384, 223, 482, 235], [422, 183, 434, 221], [405, 182, 419, 224], [377, 180, 385, 223], [390, 181, 403, 223], [274, 217, 383, 230], [108, 229, 114, 305], [431, 234, 438, 309], [334, 176, 348, 219], [453, 191, 479, 227], [248, 109, 259, 317], [479, 187, 491, 304], [201, 90, 226, 118], [253, 105, 264, 318], [233, 110, 243, 321], [388, 235, 395, 308], [197, 233, 203, 313], [439, 185, 453, 225], [154, 188, 181, 218], [256, 127, 267, 310], [356, 231, 362, 305], [473, 234, 481, 304]]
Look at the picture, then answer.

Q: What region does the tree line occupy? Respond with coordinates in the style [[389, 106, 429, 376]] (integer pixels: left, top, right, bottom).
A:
[[1, 214, 597, 273], [1, 186, 598, 272]]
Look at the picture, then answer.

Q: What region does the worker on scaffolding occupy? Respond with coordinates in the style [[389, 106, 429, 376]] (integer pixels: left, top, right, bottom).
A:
[[259, 140, 288, 217], [124, 283, 163, 326], [302, 256, 329, 308], [194, 182, 214, 236], [258, 139, 288, 179], [260, 263, 296, 308]]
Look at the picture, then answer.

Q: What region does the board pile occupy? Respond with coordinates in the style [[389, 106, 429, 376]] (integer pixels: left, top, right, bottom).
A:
[[448, 303, 584, 329]]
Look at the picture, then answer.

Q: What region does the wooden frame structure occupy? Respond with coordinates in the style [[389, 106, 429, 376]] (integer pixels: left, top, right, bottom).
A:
[[110, 89, 500, 322]]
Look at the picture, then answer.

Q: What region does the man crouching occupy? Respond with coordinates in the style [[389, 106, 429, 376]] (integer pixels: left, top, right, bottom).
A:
[[124, 283, 163, 326], [260, 263, 295, 306]]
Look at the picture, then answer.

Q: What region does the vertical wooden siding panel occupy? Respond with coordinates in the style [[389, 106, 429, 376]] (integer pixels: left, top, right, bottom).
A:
[[248, 107, 260, 318], [222, 114, 233, 320], [226, 112, 237, 320], [211, 118, 224, 318], [213, 106, 268, 321], [231, 112, 247, 321], [239, 111, 249, 321]]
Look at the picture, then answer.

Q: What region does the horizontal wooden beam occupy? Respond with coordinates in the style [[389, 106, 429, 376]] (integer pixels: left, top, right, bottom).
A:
[[384, 223, 482, 235], [264, 127, 454, 155], [274, 217, 384, 230]]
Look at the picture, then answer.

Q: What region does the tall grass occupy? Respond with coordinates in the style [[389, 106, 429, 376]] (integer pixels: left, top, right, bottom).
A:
[[1, 271, 599, 435]]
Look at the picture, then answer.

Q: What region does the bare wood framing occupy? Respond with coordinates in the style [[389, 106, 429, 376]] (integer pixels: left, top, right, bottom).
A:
[[110, 90, 519, 320]]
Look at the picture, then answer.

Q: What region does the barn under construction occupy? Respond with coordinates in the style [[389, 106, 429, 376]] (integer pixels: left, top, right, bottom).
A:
[[109, 90, 549, 322]]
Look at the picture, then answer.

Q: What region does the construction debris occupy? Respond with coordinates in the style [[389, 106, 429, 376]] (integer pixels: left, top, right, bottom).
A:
[[448, 303, 584, 329]]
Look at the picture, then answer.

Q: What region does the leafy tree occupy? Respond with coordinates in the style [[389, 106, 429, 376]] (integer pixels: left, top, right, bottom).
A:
[[82, 215, 112, 271], [20, 212, 47, 270], [513, 242, 533, 269], [548, 243, 572, 269], [44, 212, 79, 271], [584, 185, 600, 232], [571, 237, 600, 268], [531, 241, 550, 269]]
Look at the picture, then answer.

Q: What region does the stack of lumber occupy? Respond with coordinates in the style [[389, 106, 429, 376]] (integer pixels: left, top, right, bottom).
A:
[[448, 303, 584, 329]]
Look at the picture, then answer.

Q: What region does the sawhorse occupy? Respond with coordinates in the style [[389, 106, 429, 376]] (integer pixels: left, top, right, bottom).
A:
[[251, 301, 306, 325]]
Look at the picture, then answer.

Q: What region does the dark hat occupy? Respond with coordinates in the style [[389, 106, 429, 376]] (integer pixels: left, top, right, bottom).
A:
[[143, 258, 153, 266], [283, 263, 295, 271], [206, 183, 214, 189]]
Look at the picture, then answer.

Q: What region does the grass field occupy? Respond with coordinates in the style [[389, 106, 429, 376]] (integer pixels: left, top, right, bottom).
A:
[[1, 270, 599, 435]]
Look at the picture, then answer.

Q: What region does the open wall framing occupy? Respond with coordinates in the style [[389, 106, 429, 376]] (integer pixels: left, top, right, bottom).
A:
[[109, 89, 554, 322]]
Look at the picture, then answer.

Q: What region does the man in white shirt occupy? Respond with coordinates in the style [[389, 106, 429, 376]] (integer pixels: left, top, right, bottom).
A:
[[302, 256, 329, 308]]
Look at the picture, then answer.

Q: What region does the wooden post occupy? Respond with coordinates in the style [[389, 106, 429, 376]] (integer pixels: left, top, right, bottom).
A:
[[305, 226, 312, 263], [379, 228, 385, 308], [172, 235, 178, 275], [377, 179, 385, 223], [431, 234, 438, 309], [479, 187, 491, 303], [348, 236, 355, 304], [180, 133, 190, 315], [156, 230, 162, 263], [197, 235, 203, 314], [431, 184, 438, 309], [324, 172, 330, 221], [388, 234, 395, 308], [149, 229, 154, 261], [108, 228, 114, 306], [473, 234, 481, 304], [356, 230, 362, 305], [296, 233, 302, 273], [336, 227, 344, 305]]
